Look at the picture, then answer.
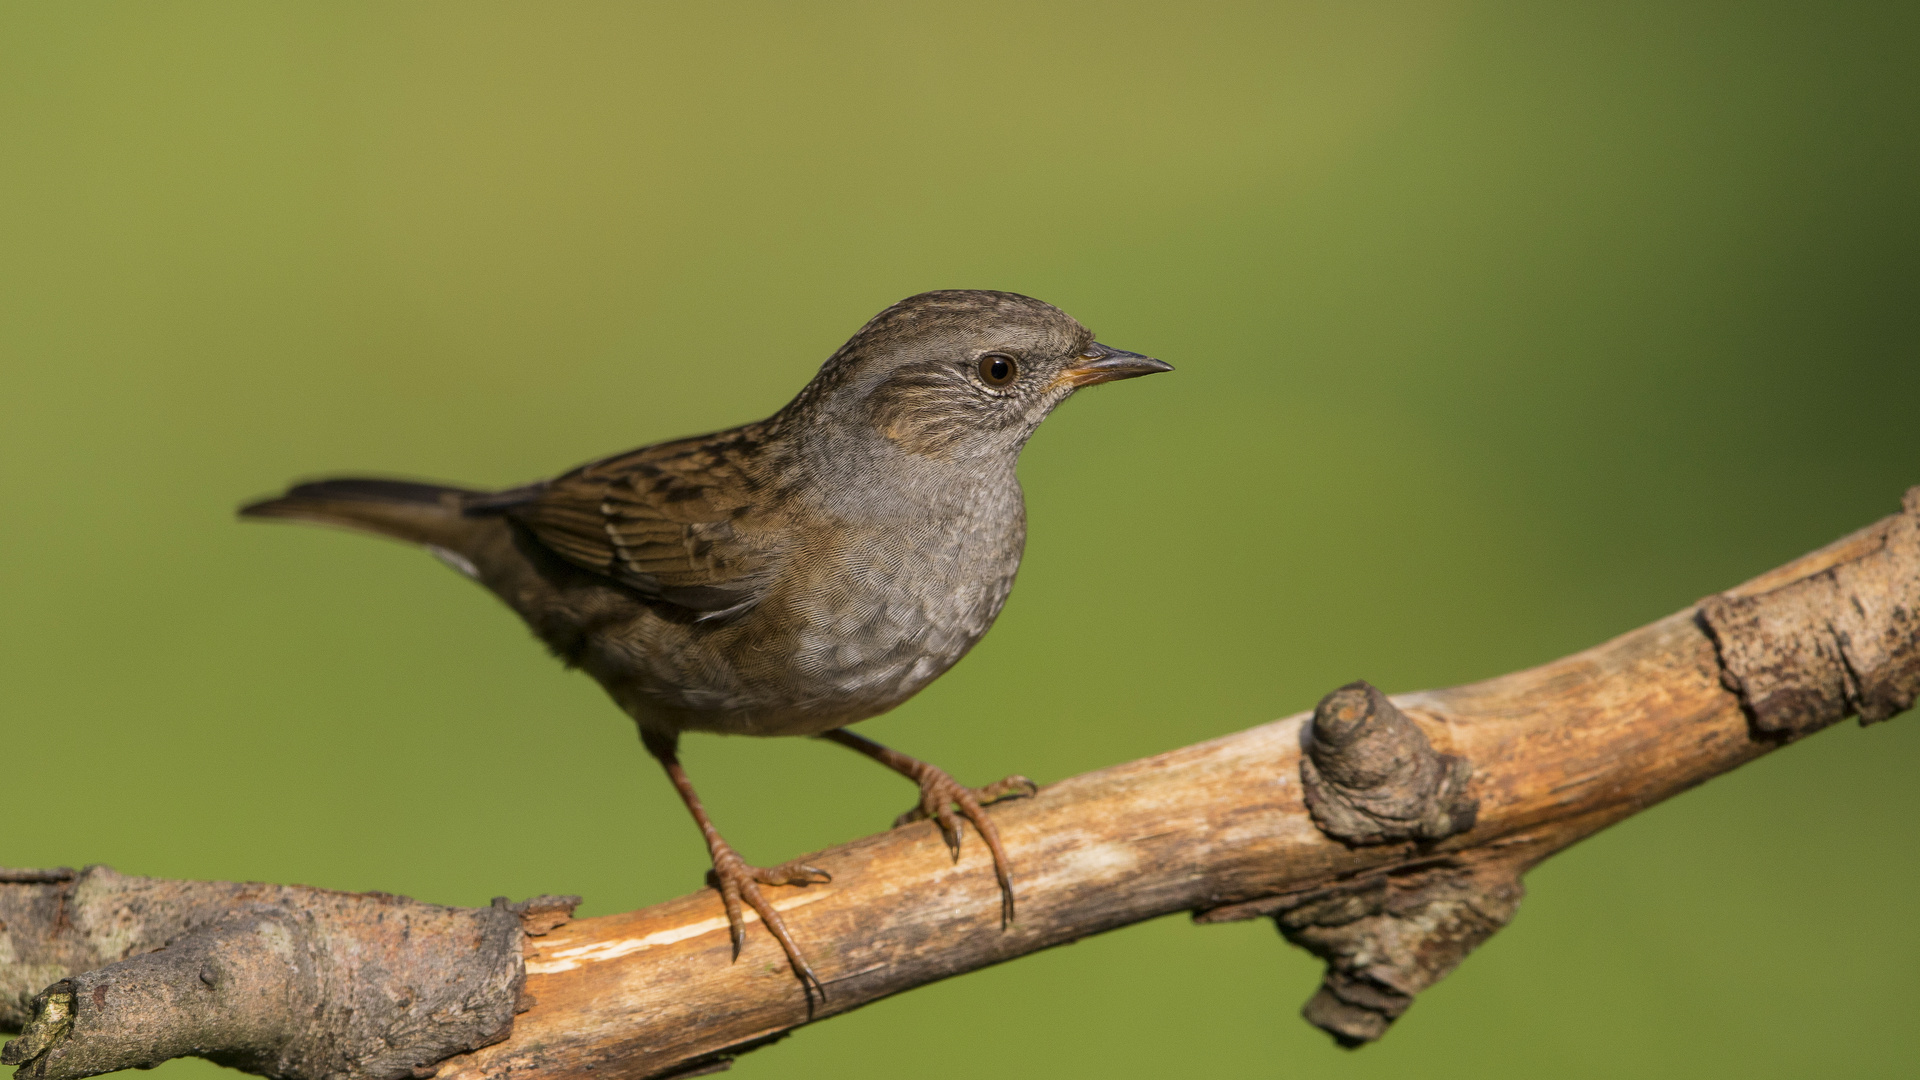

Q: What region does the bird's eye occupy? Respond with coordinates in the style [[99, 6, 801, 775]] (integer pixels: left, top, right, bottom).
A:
[[978, 353, 1018, 387]]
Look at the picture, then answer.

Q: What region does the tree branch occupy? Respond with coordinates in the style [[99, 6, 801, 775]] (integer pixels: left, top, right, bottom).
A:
[[6, 487, 1916, 1080], [0, 868, 579, 1080]]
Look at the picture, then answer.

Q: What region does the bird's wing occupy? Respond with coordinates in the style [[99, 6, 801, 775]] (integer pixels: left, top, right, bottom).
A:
[[481, 435, 783, 614]]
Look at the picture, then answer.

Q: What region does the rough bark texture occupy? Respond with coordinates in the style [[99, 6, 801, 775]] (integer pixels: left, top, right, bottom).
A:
[[1203, 680, 1490, 1044], [5, 487, 1917, 1080], [1299, 680, 1479, 846], [1699, 488, 1920, 736], [0, 867, 578, 1080]]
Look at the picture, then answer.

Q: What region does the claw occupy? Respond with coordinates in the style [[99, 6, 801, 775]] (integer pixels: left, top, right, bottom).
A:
[[768, 860, 832, 886], [705, 851, 830, 1006], [726, 897, 747, 960], [733, 873, 827, 1006], [817, 731, 1037, 933], [977, 775, 1040, 805], [648, 738, 830, 1008], [896, 773, 1038, 826], [893, 769, 1035, 926], [934, 804, 964, 862]]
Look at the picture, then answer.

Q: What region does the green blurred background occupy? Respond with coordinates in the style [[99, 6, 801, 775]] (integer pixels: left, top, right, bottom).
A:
[[4, 2, 1916, 1077]]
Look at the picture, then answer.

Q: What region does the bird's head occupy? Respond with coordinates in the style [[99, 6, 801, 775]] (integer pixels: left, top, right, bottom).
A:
[[793, 290, 1171, 461]]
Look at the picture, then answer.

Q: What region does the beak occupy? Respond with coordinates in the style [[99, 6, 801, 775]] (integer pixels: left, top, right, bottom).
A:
[[1055, 343, 1175, 389]]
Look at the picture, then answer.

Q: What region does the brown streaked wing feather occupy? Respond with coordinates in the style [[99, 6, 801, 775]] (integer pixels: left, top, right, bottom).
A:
[[504, 438, 780, 612]]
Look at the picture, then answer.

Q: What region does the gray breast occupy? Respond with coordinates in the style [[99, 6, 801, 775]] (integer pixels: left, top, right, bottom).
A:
[[618, 484, 1026, 737], [792, 519, 1018, 697]]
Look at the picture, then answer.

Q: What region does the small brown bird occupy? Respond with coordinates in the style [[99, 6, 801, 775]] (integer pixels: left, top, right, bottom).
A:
[[241, 290, 1170, 1000]]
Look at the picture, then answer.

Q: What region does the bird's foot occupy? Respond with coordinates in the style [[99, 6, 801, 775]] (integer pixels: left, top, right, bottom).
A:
[[704, 848, 831, 1004], [893, 767, 1038, 925]]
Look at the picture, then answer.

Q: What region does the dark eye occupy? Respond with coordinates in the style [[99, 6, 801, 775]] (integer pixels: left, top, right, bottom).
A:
[[978, 353, 1017, 387]]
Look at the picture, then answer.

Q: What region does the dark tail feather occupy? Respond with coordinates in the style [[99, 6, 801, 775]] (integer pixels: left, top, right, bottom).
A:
[[239, 477, 485, 549]]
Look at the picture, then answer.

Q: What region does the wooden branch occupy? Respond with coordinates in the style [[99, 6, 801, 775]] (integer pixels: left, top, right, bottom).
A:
[[5, 487, 1917, 1080], [0, 868, 578, 1080]]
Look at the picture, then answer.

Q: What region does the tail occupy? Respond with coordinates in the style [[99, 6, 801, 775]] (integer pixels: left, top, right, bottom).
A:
[[239, 478, 488, 551]]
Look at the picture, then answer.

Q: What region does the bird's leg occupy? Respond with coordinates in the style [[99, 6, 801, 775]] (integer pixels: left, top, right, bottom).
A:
[[640, 729, 830, 1004], [818, 729, 1037, 926]]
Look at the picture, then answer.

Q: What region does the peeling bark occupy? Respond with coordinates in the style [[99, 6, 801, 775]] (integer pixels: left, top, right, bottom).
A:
[[5, 487, 1917, 1079], [1197, 859, 1523, 1045], [1700, 488, 1920, 737]]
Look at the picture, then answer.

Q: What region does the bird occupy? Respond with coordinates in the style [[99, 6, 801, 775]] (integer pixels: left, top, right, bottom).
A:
[[240, 289, 1171, 1002]]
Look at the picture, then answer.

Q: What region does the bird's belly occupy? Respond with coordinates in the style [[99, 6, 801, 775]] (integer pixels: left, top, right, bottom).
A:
[[778, 567, 1010, 725], [601, 531, 1019, 737]]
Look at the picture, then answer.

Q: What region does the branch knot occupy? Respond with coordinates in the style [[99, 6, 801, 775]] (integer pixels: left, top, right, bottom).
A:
[[1300, 681, 1477, 845]]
